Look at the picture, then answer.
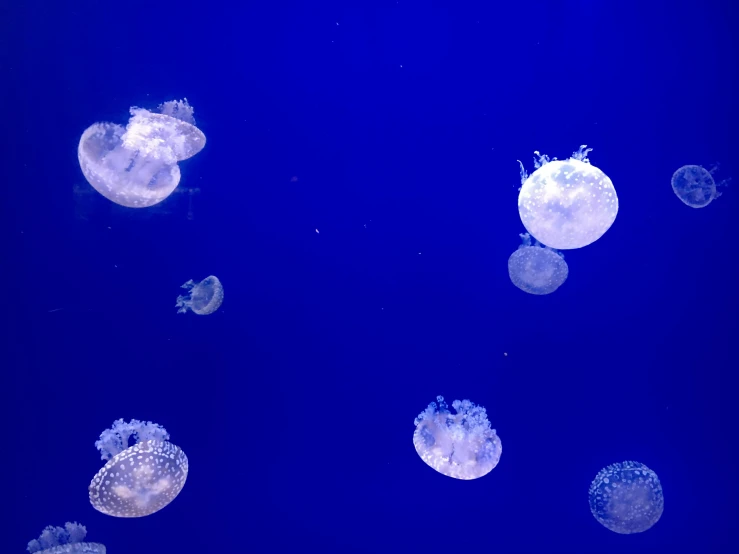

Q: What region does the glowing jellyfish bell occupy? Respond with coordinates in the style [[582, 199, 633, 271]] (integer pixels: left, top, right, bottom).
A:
[[89, 419, 189, 518], [78, 99, 206, 208], [413, 395, 502, 480], [176, 275, 224, 315], [26, 522, 105, 554], [671, 164, 729, 208], [508, 232, 568, 295], [589, 460, 664, 534], [518, 145, 618, 250]]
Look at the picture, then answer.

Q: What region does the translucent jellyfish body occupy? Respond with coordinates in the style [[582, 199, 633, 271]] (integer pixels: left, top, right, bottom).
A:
[[27, 522, 105, 554], [78, 99, 206, 208], [508, 233, 568, 295], [671, 164, 729, 208], [89, 419, 189, 517], [413, 396, 502, 480], [176, 275, 224, 315], [518, 145, 618, 250], [589, 461, 664, 534]]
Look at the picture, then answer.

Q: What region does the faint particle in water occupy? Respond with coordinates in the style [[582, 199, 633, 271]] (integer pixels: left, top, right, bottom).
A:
[[588, 460, 664, 534], [26, 521, 105, 554], [413, 395, 502, 480], [89, 419, 189, 518], [518, 145, 618, 249], [508, 232, 568, 295], [671, 164, 729, 208], [78, 99, 206, 208], [176, 275, 224, 315]]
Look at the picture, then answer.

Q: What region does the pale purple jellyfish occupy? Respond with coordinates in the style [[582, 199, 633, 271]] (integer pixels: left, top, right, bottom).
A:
[[671, 164, 729, 208], [176, 275, 224, 315], [508, 232, 568, 295], [413, 396, 502, 480], [518, 145, 618, 250], [89, 419, 188, 517], [26, 522, 105, 554], [78, 99, 206, 208]]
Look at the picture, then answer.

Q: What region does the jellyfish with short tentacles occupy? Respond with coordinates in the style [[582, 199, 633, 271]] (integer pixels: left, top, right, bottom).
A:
[[413, 396, 502, 480], [589, 460, 664, 534], [508, 232, 568, 295], [518, 145, 618, 250], [176, 275, 224, 315], [78, 99, 206, 208], [89, 419, 188, 518], [671, 164, 730, 208], [26, 522, 105, 554]]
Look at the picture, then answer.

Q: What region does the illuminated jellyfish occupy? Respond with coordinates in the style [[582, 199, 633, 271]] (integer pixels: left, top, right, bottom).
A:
[[89, 419, 189, 517], [518, 145, 618, 250], [589, 460, 664, 534], [413, 395, 502, 480], [508, 232, 568, 295], [26, 522, 105, 554], [78, 99, 206, 208], [671, 164, 730, 208], [175, 275, 224, 315]]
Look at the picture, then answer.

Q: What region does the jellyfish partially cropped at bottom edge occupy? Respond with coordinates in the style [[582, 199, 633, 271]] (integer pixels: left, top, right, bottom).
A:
[[89, 419, 189, 517], [518, 145, 618, 250], [413, 395, 502, 480], [27, 522, 105, 554], [589, 460, 664, 534], [176, 275, 224, 315], [78, 99, 206, 208], [508, 232, 568, 295], [671, 164, 730, 208]]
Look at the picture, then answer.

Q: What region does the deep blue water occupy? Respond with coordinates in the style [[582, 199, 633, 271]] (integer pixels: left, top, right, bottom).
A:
[[5, 0, 738, 552]]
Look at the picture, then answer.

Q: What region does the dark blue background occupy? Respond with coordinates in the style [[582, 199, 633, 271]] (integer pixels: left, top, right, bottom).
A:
[[4, 0, 738, 552]]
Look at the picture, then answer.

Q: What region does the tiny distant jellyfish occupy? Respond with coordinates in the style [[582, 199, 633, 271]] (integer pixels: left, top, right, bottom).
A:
[[589, 460, 664, 534], [175, 275, 224, 315], [89, 419, 188, 517], [26, 521, 105, 554], [78, 99, 206, 208], [413, 395, 502, 480], [508, 232, 568, 295], [671, 164, 730, 208], [518, 145, 618, 250]]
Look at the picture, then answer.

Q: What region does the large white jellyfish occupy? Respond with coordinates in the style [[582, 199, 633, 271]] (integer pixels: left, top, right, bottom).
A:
[[27, 522, 105, 554], [413, 396, 502, 480], [589, 460, 664, 534], [671, 164, 729, 208], [518, 145, 618, 250], [508, 232, 568, 295], [89, 419, 189, 517], [78, 99, 206, 208], [176, 275, 224, 315]]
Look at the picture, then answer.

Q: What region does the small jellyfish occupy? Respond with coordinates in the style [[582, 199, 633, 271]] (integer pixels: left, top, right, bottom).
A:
[[78, 99, 206, 208], [26, 522, 105, 554], [89, 419, 188, 518], [413, 395, 502, 480], [589, 460, 664, 534], [508, 232, 568, 295], [175, 275, 224, 315], [518, 145, 618, 250], [671, 164, 729, 208]]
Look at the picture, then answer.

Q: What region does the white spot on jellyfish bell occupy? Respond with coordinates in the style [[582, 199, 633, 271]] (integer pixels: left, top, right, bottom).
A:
[[175, 275, 224, 315], [508, 232, 568, 295], [26, 521, 106, 554]]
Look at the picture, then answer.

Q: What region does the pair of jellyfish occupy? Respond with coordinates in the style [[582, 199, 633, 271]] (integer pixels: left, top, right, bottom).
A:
[[175, 275, 224, 315], [78, 99, 206, 208], [671, 164, 729, 208], [27, 522, 104, 554]]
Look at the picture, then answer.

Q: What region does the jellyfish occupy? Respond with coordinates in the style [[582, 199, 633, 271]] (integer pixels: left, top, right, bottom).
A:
[[413, 395, 502, 480], [508, 232, 568, 295], [78, 99, 206, 208], [175, 275, 224, 315], [518, 145, 618, 250], [26, 522, 105, 554], [89, 419, 189, 517], [589, 460, 664, 534], [671, 164, 729, 208]]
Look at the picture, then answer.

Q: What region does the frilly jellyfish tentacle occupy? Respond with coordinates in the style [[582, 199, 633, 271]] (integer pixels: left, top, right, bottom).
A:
[[94, 418, 169, 460], [571, 144, 593, 163], [27, 522, 105, 554]]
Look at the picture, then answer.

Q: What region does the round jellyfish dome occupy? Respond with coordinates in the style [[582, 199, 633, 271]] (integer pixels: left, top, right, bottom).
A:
[[508, 232, 568, 295], [589, 460, 664, 534], [78, 99, 205, 208], [89, 419, 189, 518], [413, 395, 502, 480], [518, 145, 618, 250], [27, 522, 105, 554], [176, 275, 224, 315], [671, 164, 726, 208]]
